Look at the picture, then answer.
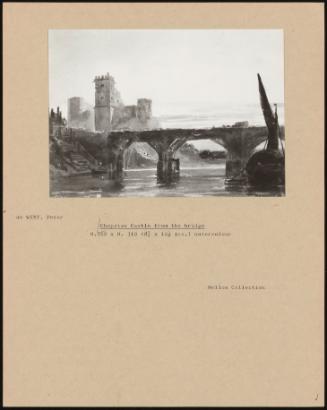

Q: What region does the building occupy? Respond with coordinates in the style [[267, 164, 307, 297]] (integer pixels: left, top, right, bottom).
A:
[[68, 97, 94, 131], [94, 73, 123, 132]]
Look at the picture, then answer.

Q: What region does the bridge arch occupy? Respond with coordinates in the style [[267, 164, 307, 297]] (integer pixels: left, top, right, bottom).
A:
[[123, 141, 158, 170], [174, 139, 227, 169]]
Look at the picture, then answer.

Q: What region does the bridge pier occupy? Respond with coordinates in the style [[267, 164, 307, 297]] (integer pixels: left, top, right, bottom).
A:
[[108, 151, 124, 181], [148, 138, 182, 183], [107, 137, 131, 182], [225, 155, 245, 179], [156, 150, 180, 183], [214, 130, 271, 180]]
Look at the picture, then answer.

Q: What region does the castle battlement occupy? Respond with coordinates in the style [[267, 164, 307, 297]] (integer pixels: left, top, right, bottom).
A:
[[94, 72, 113, 82]]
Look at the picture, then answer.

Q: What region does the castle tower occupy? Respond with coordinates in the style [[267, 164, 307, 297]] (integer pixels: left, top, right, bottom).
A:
[[67, 97, 94, 131], [94, 73, 122, 132], [136, 98, 152, 122], [68, 97, 82, 126]]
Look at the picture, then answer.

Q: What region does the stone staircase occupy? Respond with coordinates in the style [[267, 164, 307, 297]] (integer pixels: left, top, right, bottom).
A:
[[69, 153, 91, 172], [51, 137, 98, 174]]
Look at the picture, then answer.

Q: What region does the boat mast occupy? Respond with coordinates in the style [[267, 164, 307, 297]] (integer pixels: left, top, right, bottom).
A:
[[274, 103, 285, 157]]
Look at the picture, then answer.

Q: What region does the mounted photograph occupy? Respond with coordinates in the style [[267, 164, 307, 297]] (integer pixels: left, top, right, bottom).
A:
[[49, 29, 285, 197]]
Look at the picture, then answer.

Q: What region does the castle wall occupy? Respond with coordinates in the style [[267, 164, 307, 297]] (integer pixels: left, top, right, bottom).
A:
[[112, 105, 137, 127], [95, 106, 114, 132], [136, 99, 152, 122]]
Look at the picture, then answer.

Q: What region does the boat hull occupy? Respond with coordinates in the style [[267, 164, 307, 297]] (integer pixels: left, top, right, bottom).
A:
[[246, 149, 285, 186]]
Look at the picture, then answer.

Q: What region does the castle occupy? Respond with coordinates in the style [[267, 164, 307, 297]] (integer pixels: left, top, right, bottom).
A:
[[51, 72, 160, 134], [93, 72, 159, 132]]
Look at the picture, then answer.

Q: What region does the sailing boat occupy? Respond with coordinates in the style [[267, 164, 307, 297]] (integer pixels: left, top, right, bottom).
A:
[[245, 74, 285, 186]]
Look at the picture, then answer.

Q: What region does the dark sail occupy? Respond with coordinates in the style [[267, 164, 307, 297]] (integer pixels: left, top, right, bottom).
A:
[[245, 74, 285, 186], [257, 73, 279, 150]]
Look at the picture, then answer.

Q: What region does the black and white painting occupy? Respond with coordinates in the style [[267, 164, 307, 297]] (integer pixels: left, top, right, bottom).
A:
[[49, 30, 285, 197]]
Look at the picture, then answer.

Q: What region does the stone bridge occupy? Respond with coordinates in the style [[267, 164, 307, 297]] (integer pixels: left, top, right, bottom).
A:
[[106, 126, 285, 182]]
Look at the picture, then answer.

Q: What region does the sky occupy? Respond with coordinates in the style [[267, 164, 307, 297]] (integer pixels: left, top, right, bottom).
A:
[[49, 29, 284, 118]]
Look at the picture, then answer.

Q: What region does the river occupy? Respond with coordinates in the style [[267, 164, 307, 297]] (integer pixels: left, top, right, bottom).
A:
[[50, 165, 285, 198]]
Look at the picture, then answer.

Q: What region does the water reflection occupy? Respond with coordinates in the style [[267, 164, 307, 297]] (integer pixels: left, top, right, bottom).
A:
[[50, 166, 285, 198]]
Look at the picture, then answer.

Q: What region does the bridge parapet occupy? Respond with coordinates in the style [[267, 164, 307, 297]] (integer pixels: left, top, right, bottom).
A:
[[107, 126, 284, 142]]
